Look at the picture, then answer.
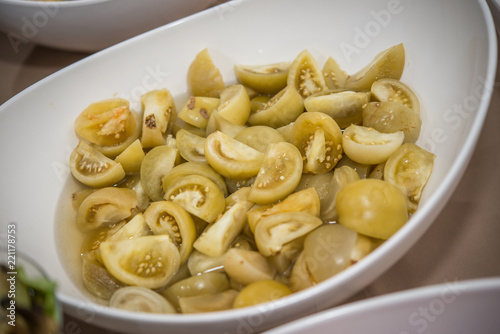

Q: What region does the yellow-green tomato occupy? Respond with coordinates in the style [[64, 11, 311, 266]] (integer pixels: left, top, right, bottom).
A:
[[232, 280, 292, 308], [336, 179, 408, 240]]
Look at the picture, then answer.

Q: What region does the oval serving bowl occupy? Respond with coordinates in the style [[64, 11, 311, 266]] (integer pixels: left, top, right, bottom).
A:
[[0, 0, 496, 333]]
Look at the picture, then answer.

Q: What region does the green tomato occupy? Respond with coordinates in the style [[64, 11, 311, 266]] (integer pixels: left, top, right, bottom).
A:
[[336, 179, 408, 240]]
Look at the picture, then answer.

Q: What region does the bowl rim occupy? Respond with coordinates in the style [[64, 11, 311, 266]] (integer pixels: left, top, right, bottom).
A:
[[261, 277, 500, 334], [0, 0, 112, 8], [1, 0, 497, 328]]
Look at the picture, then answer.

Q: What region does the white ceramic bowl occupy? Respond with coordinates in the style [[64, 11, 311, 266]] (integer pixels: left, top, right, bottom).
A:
[[0, 0, 220, 52], [0, 0, 496, 333], [262, 278, 500, 334]]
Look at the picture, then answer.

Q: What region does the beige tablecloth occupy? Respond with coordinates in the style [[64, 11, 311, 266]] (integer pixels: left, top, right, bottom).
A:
[[1, 30, 499, 333]]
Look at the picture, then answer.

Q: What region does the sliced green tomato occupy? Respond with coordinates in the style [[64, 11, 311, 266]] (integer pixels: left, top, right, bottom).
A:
[[254, 212, 322, 257], [70, 141, 125, 188], [117, 174, 150, 212], [187, 250, 225, 276], [250, 95, 271, 113], [303, 89, 370, 129], [247, 85, 304, 128], [175, 129, 207, 163], [368, 162, 386, 180], [268, 236, 305, 274], [179, 290, 238, 314], [187, 48, 225, 98], [342, 124, 404, 165], [172, 117, 207, 138], [291, 112, 343, 173], [247, 187, 320, 233], [384, 143, 435, 211], [162, 161, 228, 197], [351, 234, 384, 263], [300, 224, 357, 283], [224, 175, 256, 194], [81, 252, 126, 300], [216, 84, 251, 126], [163, 174, 225, 224], [234, 125, 285, 153], [287, 50, 326, 98], [71, 188, 95, 210], [204, 130, 265, 179], [322, 56, 348, 89], [294, 172, 334, 202], [205, 111, 247, 138], [144, 201, 196, 263], [114, 139, 145, 174], [320, 166, 359, 221], [89, 109, 141, 158], [336, 179, 408, 240], [371, 78, 420, 114], [100, 235, 181, 289], [225, 186, 252, 208], [288, 251, 314, 291], [223, 248, 276, 285], [81, 222, 126, 263], [177, 96, 220, 129], [76, 187, 138, 231], [232, 280, 292, 309], [248, 141, 303, 205], [193, 201, 252, 257], [187, 232, 253, 276], [276, 122, 294, 142], [106, 213, 152, 242], [234, 61, 290, 95], [140, 145, 179, 201], [346, 43, 405, 90], [362, 101, 422, 143], [336, 156, 372, 179], [161, 272, 230, 309], [110, 286, 176, 314], [75, 98, 137, 148], [140, 89, 175, 149]]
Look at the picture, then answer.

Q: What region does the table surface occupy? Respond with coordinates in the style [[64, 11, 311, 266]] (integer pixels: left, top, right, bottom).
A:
[[1, 27, 500, 333]]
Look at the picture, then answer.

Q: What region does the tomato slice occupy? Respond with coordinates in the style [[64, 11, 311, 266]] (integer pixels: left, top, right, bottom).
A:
[[70, 141, 125, 188], [204, 130, 265, 179], [384, 143, 435, 211], [100, 235, 181, 289], [163, 174, 225, 224], [342, 124, 404, 165], [248, 141, 303, 205], [144, 201, 197, 263], [291, 112, 343, 173]]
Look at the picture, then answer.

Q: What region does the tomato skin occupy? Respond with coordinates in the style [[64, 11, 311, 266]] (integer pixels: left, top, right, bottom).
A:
[[204, 130, 265, 179], [336, 179, 408, 240]]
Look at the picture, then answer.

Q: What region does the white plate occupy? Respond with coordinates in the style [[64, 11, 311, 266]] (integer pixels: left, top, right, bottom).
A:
[[0, 0, 496, 333], [263, 278, 500, 334]]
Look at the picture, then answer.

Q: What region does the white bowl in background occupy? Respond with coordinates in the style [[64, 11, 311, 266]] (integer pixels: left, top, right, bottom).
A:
[[262, 278, 500, 334], [0, 0, 496, 333], [0, 0, 222, 52]]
